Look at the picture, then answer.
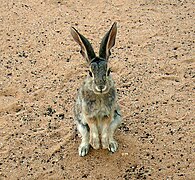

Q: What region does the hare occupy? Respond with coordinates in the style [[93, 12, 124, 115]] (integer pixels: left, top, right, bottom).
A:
[[71, 22, 122, 156]]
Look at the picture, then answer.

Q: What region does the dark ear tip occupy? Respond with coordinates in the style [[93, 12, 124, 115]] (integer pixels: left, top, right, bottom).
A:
[[70, 27, 75, 34], [111, 22, 117, 32], [70, 27, 76, 32], [113, 22, 117, 27], [70, 27, 80, 36]]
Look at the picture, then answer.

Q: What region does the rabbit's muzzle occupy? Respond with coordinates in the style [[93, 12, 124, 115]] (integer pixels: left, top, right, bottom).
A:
[[93, 78, 108, 94], [95, 84, 107, 94], [90, 59, 110, 94]]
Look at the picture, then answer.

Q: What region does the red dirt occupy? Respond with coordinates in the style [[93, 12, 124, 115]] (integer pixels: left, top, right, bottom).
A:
[[0, 0, 194, 179]]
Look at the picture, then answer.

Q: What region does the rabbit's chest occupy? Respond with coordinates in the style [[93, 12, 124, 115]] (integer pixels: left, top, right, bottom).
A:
[[82, 88, 116, 118], [85, 97, 114, 118], [96, 100, 111, 117]]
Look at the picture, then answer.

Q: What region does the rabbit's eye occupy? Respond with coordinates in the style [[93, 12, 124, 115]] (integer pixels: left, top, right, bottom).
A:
[[89, 71, 93, 77], [91, 63, 97, 70], [107, 68, 111, 76]]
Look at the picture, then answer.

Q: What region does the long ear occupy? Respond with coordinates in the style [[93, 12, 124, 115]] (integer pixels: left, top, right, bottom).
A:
[[99, 22, 117, 60], [71, 27, 96, 62]]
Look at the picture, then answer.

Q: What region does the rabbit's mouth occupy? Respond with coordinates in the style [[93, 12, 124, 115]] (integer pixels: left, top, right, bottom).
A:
[[93, 84, 109, 94]]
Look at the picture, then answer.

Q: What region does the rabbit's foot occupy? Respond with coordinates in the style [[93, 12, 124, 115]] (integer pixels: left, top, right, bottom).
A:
[[79, 143, 90, 157], [90, 134, 100, 150], [109, 140, 118, 153]]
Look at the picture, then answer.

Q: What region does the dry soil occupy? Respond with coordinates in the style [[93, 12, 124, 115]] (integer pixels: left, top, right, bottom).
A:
[[0, 0, 195, 179]]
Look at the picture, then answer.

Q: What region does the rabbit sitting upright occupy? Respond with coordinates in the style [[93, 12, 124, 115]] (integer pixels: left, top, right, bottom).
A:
[[71, 22, 122, 156]]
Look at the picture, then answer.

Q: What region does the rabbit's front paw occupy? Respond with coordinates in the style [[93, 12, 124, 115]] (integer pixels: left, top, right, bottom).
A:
[[102, 135, 109, 149], [90, 134, 100, 150], [109, 140, 118, 153], [79, 143, 90, 157]]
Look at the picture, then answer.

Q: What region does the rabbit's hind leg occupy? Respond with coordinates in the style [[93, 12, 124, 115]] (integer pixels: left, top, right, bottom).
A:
[[77, 122, 90, 156], [108, 110, 122, 152]]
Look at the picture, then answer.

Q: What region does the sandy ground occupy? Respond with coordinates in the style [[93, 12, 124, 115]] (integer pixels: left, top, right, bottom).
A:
[[0, 0, 195, 179]]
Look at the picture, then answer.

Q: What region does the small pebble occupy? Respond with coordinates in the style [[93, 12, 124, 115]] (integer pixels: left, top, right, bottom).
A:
[[122, 152, 129, 156]]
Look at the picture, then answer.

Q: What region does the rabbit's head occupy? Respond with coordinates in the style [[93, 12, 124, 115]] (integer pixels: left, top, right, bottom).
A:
[[71, 22, 117, 94]]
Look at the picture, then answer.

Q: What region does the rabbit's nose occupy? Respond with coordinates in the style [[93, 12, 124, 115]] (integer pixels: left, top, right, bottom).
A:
[[99, 85, 104, 92], [96, 85, 107, 93]]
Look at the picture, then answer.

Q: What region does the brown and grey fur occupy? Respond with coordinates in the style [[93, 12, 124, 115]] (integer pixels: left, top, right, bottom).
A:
[[71, 22, 122, 156]]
